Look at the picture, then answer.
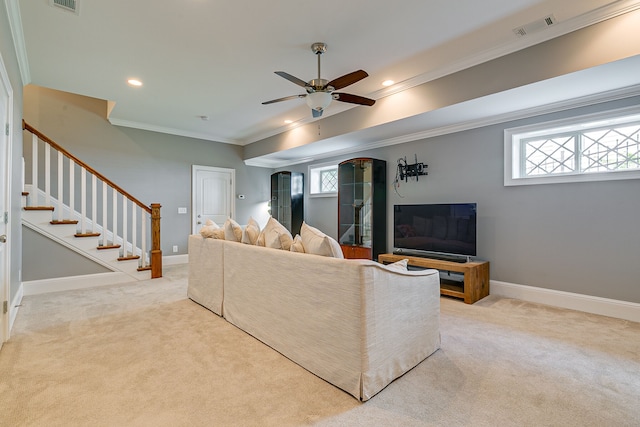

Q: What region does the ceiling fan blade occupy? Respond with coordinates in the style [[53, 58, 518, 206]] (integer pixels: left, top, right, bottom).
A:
[[333, 92, 376, 106], [312, 108, 323, 118], [326, 70, 368, 90], [262, 94, 306, 105], [275, 71, 310, 88]]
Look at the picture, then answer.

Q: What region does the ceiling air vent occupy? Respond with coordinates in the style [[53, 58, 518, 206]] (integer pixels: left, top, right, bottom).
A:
[[49, 0, 79, 15], [513, 14, 556, 37]]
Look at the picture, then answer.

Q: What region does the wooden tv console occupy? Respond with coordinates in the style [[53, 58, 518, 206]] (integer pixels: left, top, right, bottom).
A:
[[378, 254, 490, 304]]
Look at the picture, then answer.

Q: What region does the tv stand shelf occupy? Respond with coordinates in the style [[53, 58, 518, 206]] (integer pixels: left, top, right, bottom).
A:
[[378, 254, 490, 304]]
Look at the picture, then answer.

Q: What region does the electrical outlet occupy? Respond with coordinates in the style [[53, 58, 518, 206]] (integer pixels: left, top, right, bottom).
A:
[[178, 207, 187, 214], [172, 245, 178, 253]]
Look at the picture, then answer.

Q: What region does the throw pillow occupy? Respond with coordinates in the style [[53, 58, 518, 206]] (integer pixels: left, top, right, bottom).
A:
[[299, 222, 344, 258], [290, 234, 305, 253], [259, 216, 293, 250], [200, 219, 225, 239], [224, 218, 243, 242], [256, 229, 266, 246], [241, 216, 261, 245], [385, 258, 409, 272]]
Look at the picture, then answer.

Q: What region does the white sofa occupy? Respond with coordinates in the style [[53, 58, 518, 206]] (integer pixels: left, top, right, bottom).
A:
[[187, 234, 441, 401]]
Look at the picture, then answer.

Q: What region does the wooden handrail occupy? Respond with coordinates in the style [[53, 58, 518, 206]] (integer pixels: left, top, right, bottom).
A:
[[22, 120, 151, 214]]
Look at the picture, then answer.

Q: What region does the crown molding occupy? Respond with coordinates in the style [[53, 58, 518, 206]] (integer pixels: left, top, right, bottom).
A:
[[108, 118, 241, 145]]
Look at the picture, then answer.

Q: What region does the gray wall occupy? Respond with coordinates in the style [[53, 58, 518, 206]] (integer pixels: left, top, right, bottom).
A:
[[286, 96, 640, 304], [1, 3, 25, 304], [22, 226, 110, 280]]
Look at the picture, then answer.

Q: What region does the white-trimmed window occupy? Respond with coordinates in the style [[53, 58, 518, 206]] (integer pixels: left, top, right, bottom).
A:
[[505, 105, 640, 186], [309, 162, 338, 196]]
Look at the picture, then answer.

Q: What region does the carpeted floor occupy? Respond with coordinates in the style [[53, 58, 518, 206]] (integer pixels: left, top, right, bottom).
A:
[[1, 264, 639, 426]]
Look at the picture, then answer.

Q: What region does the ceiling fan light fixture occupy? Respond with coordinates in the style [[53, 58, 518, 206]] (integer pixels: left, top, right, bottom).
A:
[[306, 91, 332, 112], [263, 43, 375, 117]]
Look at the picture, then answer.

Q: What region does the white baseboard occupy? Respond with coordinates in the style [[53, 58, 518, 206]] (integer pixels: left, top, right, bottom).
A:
[[163, 254, 188, 265], [23, 272, 135, 296], [10, 283, 24, 332], [490, 280, 640, 323]]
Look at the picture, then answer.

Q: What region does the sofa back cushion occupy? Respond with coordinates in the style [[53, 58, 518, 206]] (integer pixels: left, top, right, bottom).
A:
[[200, 219, 225, 239], [256, 216, 294, 250], [300, 222, 344, 258], [290, 234, 305, 253], [241, 216, 261, 245], [224, 218, 243, 242]]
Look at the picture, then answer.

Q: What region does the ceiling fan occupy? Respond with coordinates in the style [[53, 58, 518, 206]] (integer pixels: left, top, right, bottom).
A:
[[262, 42, 376, 118]]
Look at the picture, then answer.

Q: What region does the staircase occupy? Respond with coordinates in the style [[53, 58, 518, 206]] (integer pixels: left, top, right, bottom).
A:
[[21, 121, 162, 286]]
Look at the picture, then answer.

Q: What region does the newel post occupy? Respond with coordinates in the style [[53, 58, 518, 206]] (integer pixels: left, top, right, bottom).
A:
[[151, 203, 162, 278]]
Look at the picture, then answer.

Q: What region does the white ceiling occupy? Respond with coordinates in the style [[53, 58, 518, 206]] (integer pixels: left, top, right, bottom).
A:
[[12, 0, 640, 166]]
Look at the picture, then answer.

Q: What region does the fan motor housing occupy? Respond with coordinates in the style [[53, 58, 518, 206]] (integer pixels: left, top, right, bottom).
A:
[[307, 79, 331, 92]]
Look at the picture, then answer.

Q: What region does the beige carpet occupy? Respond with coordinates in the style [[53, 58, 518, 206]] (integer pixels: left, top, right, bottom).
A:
[[1, 264, 639, 427]]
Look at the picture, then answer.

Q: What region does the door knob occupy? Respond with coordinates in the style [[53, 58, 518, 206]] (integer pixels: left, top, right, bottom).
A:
[[0, 235, 6, 243]]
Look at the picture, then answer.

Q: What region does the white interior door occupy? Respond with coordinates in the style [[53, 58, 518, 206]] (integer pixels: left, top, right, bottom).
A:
[[192, 165, 235, 234], [0, 54, 12, 349]]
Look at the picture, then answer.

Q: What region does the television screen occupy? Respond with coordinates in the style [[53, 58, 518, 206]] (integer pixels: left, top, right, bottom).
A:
[[393, 203, 477, 257]]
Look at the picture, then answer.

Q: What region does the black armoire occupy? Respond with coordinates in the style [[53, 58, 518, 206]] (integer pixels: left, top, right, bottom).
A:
[[270, 171, 304, 236]]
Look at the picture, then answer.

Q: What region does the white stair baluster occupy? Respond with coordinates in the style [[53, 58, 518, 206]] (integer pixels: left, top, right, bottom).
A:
[[122, 198, 128, 258], [113, 188, 118, 250], [132, 205, 138, 265], [57, 151, 63, 221], [80, 167, 87, 234], [91, 174, 97, 234], [45, 143, 51, 207], [141, 212, 147, 267], [102, 181, 108, 247], [69, 159, 75, 221], [31, 134, 38, 204]]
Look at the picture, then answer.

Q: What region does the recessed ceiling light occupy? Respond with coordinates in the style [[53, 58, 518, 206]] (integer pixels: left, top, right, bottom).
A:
[[382, 80, 394, 87], [127, 79, 143, 87], [284, 119, 293, 124]]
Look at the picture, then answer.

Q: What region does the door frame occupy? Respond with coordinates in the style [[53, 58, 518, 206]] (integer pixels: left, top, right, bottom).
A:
[[191, 165, 235, 234], [0, 51, 14, 346]]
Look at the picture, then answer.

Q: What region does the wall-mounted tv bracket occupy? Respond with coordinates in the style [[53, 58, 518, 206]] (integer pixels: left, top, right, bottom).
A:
[[397, 155, 428, 182]]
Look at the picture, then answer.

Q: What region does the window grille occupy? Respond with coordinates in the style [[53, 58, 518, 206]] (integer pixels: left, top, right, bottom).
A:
[[309, 163, 339, 196], [320, 169, 338, 192]]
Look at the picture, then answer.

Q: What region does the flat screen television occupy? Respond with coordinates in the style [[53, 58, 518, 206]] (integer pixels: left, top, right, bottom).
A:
[[393, 203, 477, 260]]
